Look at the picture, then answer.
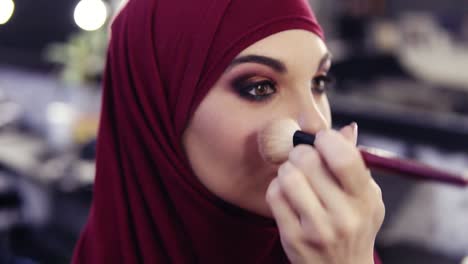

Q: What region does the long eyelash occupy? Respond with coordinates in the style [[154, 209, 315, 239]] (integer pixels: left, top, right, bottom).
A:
[[244, 81, 276, 101], [232, 77, 276, 101]]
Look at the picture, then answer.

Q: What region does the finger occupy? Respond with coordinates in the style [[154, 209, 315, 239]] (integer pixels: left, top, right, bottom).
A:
[[276, 160, 327, 221], [339, 122, 358, 146], [266, 178, 301, 238], [288, 145, 349, 215], [314, 129, 371, 196], [276, 160, 334, 245], [369, 179, 386, 228]]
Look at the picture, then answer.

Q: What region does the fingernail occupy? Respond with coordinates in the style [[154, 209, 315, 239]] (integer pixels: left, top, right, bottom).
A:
[[350, 122, 358, 135]]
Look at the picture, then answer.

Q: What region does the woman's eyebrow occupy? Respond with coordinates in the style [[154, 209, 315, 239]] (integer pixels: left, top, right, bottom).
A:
[[227, 52, 332, 74], [227, 55, 287, 73]]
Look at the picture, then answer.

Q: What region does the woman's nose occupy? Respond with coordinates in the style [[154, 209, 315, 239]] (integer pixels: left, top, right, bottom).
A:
[[295, 99, 329, 135]]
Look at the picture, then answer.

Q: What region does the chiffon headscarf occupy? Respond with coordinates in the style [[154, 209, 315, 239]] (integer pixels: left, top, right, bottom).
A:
[[72, 0, 381, 263]]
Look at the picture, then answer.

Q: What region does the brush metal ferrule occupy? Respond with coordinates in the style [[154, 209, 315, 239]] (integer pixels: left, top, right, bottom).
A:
[[293, 131, 315, 147]]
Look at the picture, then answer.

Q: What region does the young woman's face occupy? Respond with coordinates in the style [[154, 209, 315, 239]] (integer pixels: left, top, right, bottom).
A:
[[183, 30, 332, 217]]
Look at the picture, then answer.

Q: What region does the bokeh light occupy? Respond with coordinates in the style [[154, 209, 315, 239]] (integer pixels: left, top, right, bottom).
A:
[[73, 0, 108, 31], [0, 0, 15, 25]]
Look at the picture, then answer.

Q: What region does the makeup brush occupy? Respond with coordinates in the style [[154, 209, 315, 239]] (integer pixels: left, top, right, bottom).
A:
[[258, 119, 468, 187]]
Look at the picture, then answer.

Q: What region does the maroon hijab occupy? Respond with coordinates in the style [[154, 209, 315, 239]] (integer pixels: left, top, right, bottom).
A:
[[72, 0, 381, 263]]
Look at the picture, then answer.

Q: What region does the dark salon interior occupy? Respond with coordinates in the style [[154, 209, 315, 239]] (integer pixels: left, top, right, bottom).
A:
[[0, 0, 467, 263]]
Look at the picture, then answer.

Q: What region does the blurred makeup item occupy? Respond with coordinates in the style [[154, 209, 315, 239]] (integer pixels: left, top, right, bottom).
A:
[[258, 119, 468, 187], [462, 256, 468, 264]]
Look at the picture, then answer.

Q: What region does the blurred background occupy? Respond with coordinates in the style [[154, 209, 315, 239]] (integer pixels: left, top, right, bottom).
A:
[[0, 0, 467, 263]]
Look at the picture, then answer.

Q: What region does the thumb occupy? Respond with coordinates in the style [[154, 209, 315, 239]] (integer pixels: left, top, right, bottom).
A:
[[339, 122, 358, 146]]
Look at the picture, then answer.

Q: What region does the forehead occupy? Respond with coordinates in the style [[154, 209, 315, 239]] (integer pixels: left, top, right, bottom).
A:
[[236, 29, 328, 70]]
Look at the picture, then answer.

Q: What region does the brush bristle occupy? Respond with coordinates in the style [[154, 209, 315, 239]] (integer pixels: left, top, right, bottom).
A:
[[258, 119, 300, 164]]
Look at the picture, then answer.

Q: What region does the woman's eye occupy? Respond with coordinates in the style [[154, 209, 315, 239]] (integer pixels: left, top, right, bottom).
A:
[[311, 75, 333, 94], [236, 80, 277, 101], [247, 81, 275, 97]]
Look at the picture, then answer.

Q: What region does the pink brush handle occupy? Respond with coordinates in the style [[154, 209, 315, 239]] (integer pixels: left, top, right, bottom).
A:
[[292, 131, 467, 187], [360, 150, 468, 187]]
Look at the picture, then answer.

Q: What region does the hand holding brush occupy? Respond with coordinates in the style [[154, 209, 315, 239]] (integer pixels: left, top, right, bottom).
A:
[[258, 119, 468, 187]]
